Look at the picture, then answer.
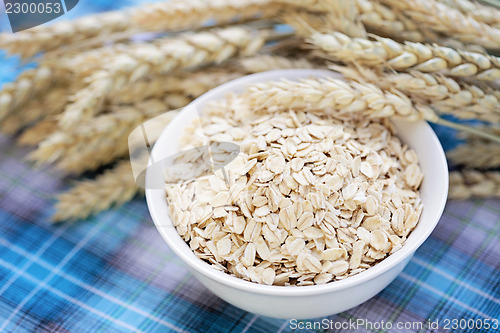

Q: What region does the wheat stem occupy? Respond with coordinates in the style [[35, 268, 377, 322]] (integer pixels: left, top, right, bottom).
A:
[[434, 118, 500, 144]]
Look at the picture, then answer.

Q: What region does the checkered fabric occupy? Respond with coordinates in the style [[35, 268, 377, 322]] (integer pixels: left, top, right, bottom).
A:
[[0, 1, 499, 332]]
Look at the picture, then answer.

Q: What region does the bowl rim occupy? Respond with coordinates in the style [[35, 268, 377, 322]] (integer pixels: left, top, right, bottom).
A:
[[145, 69, 449, 296]]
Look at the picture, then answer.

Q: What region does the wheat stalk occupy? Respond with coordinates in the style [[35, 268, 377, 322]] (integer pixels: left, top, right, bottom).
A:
[[449, 170, 500, 200], [18, 120, 58, 146], [58, 27, 267, 128], [455, 125, 500, 141], [52, 159, 140, 222], [380, 0, 500, 49], [309, 31, 500, 81], [447, 141, 500, 169], [245, 77, 436, 121]]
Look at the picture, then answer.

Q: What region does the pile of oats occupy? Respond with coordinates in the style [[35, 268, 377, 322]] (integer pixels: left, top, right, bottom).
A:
[[165, 94, 423, 286]]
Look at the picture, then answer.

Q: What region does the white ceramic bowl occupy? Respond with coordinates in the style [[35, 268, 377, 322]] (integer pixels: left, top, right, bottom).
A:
[[145, 69, 448, 319]]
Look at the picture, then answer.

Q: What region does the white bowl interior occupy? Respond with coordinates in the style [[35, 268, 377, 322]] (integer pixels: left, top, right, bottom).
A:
[[146, 69, 449, 296]]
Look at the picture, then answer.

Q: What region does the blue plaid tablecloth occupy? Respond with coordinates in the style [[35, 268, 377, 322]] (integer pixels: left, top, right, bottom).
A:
[[0, 1, 499, 332]]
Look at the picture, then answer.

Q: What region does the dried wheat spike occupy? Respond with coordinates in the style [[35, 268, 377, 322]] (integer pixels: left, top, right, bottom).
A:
[[379, 72, 500, 123], [434, 37, 487, 54], [131, 0, 282, 32], [331, 65, 500, 124], [284, 0, 436, 42], [245, 77, 437, 121], [56, 46, 131, 78], [31, 100, 179, 174], [58, 27, 267, 128], [449, 170, 500, 200], [380, 0, 500, 49], [0, 11, 130, 58], [0, 0, 279, 59], [18, 120, 58, 146], [111, 69, 244, 104], [310, 31, 500, 82], [355, 0, 437, 42], [238, 55, 316, 73], [52, 159, 140, 222], [448, 142, 500, 169], [0, 85, 72, 134], [0, 64, 60, 122], [440, 0, 500, 27]]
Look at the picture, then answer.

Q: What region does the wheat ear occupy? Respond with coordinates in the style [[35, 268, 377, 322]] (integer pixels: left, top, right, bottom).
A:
[[111, 69, 244, 104], [439, 0, 500, 27], [58, 27, 267, 128], [447, 142, 500, 169], [31, 99, 179, 173], [245, 77, 436, 121], [380, 0, 500, 49], [309, 31, 500, 81], [238, 55, 316, 73], [0, 11, 131, 58], [0, 86, 68, 134], [449, 170, 500, 200], [52, 159, 140, 222], [0, 64, 60, 122], [330, 65, 500, 138], [290, 0, 367, 37], [375, 71, 500, 124], [132, 0, 282, 32], [0, 0, 280, 59], [355, 0, 437, 42], [18, 120, 58, 146]]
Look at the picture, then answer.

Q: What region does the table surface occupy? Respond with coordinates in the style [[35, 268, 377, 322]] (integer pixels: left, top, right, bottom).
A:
[[0, 1, 499, 332]]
